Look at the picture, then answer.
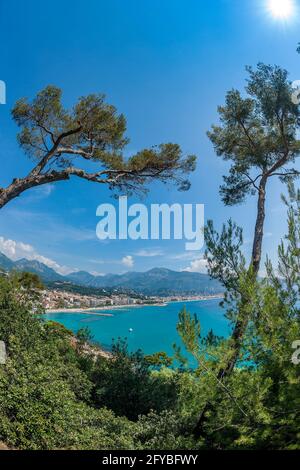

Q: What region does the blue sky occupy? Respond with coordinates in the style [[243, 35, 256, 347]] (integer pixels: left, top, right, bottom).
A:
[[0, 0, 299, 275]]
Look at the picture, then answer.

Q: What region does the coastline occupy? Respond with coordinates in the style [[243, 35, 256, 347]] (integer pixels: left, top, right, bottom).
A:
[[168, 295, 223, 304], [45, 302, 167, 315], [45, 295, 223, 315]]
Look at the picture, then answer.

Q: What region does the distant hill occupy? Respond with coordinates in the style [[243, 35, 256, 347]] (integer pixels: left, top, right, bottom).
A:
[[68, 267, 223, 296], [0, 253, 15, 271], [46, 280, 142, 299], [13, 259, 66, 282], [0, 252, 223, 296], [67, 270, 105, 286]]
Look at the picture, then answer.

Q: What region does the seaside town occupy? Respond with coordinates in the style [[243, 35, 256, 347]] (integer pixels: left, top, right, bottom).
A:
[[42, 288, 223, 312], [42, 289, 144, 310]]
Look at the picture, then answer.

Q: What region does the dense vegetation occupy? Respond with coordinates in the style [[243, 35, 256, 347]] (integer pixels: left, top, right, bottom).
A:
[[0, 182, 299, 450]]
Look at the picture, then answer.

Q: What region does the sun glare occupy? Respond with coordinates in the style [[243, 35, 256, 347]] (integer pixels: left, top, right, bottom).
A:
[[268, 0, 295, 19]]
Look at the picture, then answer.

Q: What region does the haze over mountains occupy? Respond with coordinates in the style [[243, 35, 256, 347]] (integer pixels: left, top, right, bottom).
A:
[[0, 252, 223, 296]]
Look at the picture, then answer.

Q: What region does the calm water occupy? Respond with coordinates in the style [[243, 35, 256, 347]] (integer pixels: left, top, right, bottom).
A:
[[45, 299, 230, 359]]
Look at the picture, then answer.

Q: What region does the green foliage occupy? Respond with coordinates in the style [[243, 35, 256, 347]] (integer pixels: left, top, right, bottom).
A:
[[76, 326, 94, 344], [208, 63, 300, 206], [174, 184, 300, 449], [0, 279, 181, 449], [133, 410, 197, 450], [277, 182, 300, 296], [145, 351, 173, 368], [0, 274, 136, 449], [90, 339, 179, 421], [10, 86, 196, 197], [200, 64, 300, 436], [205, 218, 246, 294], [177, 307, 201, 356]]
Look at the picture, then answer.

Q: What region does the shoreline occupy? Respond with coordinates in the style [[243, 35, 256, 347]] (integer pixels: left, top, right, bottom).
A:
[[45, 302, 167, 315], [45, 295, 223, 315]]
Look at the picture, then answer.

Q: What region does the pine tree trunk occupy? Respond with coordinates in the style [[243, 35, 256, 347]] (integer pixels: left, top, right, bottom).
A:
[[193, 178, 267, 437], [0, 172, 71, 209], [251, 178, 267, 276]]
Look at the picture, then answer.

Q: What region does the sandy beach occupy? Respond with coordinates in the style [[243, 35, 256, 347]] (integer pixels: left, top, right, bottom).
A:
[[45, 296, 223, 315], [45, 302, 167, 315]]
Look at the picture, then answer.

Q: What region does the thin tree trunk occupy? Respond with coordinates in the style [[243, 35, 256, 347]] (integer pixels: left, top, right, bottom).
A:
[[193, 178, 267, 437], [0, 171, 75, 209], [251, 178, 267, 276], [0, 178, 44, 209]]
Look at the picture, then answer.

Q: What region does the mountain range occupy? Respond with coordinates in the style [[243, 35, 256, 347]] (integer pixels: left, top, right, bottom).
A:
[[0, 252, 223, 296]]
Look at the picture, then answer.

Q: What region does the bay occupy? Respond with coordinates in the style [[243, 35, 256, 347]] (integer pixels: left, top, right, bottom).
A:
[[44, 299, 230, 359]]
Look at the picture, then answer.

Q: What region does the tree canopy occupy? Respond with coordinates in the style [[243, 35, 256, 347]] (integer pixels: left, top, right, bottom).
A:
[[0, 86, 196, 209], [208, 63, 300, 206]]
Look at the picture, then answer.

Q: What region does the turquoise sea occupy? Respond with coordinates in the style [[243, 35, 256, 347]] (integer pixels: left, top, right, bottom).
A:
[[45, 299, 230, 360]]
